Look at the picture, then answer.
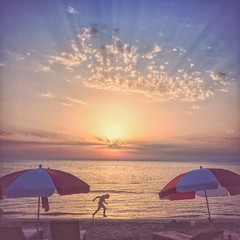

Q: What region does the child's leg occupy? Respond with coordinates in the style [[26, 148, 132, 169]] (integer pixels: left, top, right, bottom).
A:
[[93, 205, 101, 217], [103, 205, 107, 217]]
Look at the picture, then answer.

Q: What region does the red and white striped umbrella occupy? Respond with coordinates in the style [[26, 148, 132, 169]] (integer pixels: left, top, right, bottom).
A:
[[159, 167, 240, 218], [0, 165, 90, 238]]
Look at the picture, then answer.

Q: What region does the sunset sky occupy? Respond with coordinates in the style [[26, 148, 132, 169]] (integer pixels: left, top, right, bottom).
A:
[[1, 0, 240, 161]]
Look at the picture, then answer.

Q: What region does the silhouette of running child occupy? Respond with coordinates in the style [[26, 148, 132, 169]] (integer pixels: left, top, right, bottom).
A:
[[92, 194, 110, 218]]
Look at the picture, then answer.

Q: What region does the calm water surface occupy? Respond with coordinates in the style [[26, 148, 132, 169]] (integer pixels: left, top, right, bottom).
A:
[[0, 160, 239, 220]]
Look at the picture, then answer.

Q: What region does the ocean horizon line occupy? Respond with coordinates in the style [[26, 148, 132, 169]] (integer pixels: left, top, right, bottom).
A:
[[1, 158, 239, 163]]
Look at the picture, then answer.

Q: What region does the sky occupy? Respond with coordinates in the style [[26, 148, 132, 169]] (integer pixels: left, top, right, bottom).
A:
[[0, 0, 240, 161]]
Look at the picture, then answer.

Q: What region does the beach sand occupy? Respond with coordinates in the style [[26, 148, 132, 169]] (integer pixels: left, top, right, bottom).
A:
[[1, 217, 240, 240]]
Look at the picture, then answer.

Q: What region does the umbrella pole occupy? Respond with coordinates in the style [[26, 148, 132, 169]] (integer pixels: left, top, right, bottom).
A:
[[204, 190, 211, 219], [37, 197, 40, 240]]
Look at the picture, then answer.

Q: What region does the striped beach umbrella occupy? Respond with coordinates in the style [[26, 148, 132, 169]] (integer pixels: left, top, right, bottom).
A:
[[0, 165, 90, 238], [159, 166, 240, 219]]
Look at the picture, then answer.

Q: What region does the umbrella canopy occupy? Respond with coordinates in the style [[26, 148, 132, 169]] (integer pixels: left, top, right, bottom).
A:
[[0, 165, 90, 198], [159, 167, 240, 218]]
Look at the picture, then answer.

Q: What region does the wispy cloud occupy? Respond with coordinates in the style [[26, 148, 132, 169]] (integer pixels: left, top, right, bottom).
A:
[[61, 102, 73, 107], [64, 97, 87, 105], [5, 49, 25, 62], [47, 26, 232, 103], [176, 133, 240, 150], [94, 135, 130, 149], [0, 63, 5, 67], [226, 129, 235, 134], [1, 130, 239, 161], [0, 130, 67, 144], [0, 130, 97, 146], [40, 92, 55, 98], [48, 49, 87, 69]]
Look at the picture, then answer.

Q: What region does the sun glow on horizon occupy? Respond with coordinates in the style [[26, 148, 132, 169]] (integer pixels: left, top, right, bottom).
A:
[[104, 124, 124, 141], [96, 121, 131, 148], [89, 100, 143, 145]]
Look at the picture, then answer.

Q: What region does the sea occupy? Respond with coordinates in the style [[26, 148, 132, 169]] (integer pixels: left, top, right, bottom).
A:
[[0, 159, 239, 220]]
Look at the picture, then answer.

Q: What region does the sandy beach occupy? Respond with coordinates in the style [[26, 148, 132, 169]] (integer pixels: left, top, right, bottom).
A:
[[1, 217, 240, 240]]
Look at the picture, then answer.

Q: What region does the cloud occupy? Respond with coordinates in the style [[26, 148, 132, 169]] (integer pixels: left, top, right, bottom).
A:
[[47, 27, 232, 103], [48, 51, 87, 69], [142, 44, 161, 59], [67, 6, 78, 14], [35, 64, 51, 72], [0, 130, 98, 146], [220, 89, 228, 92], [0, 63, 5, 67], [0, 130, 67, 144], [65, 97, 87, 105], [5, 49, 25, 62], [226, 129, 235, 134], [191, 104, 201, 110], [178, 134, 240, 149], [94, 135, 129, 149], [1, 130, 239, 161], [40, 92, 55, 98], [61, 102, 73, 107], [209, 71, 227, 81]]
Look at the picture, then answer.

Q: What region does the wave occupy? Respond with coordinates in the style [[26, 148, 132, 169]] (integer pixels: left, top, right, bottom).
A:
[[42, 212, 86, 216], [2, 211, 27, 215], [218, 213, 240, 217], [164, 214, 201, 219], [90, 189, 143, 194]]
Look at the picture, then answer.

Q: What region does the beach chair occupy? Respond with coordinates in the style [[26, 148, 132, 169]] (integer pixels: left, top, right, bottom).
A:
[[223, 230, 240, 240], [152, 230, 224, 240], [0, 226, 43, 240], [50, 220, 86, 240]]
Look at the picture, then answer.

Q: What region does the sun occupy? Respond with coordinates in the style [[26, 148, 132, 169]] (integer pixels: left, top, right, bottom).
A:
[[98, 124, 127, 148], [90, 101, 140, 148], [104, 125, 123, 141]]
